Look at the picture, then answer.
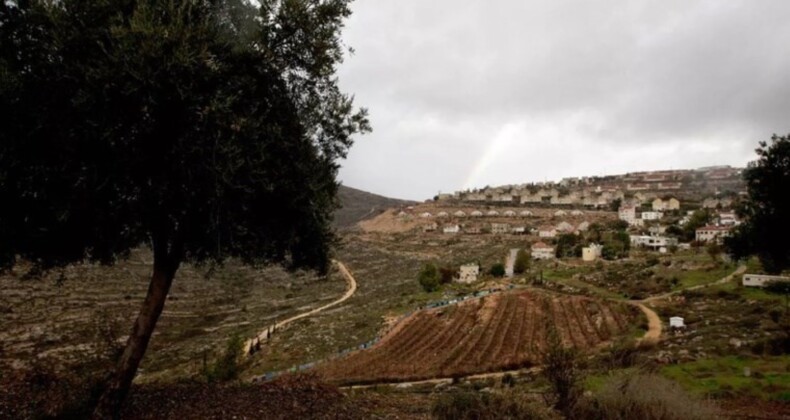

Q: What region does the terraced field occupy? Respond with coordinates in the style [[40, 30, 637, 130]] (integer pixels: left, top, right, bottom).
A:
[[0, 248, 347, 382], [318, 290, 641, 384]]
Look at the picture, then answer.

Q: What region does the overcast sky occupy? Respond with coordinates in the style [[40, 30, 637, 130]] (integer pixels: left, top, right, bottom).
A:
[[335, 1, 790, 201]]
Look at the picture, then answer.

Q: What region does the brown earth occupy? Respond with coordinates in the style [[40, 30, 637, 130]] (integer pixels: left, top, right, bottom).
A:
[[317, 289, 640, 385]]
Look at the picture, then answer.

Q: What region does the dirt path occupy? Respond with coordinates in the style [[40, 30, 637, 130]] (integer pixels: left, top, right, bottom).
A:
[[642, 264, 747, 303], [628, 264, 745, 345], [243, 259, 357, 355], [505, 248, 518, 277]]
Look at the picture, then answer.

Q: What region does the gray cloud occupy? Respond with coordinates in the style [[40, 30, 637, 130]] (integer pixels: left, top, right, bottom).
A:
[[336, 0, 790, 200]]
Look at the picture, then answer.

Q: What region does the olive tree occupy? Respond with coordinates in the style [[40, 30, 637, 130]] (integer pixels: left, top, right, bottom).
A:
[[0, 0, 368, 417]]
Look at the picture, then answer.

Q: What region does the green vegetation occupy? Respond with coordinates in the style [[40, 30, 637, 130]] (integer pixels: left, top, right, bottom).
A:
[[727, 134, 790, 273], [418, 263, 441, 292], [489, 263, 506, 278], [662, 356, 790, 401], [204, 334, 244, 383], [513, 249, 530, 274]]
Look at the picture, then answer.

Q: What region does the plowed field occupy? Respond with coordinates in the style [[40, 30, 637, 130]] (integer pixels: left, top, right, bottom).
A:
[[318, 290, 640, 384]]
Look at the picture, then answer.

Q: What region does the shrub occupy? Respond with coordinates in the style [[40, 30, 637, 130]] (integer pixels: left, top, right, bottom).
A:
[[542, 329, 584, 417], [489, 263, 506, 278], [514, 249, 530, 274], [439, 266, 457, 284], [432, 390, 558, 420], [204, 334, 244, 382], [576, 373, 714, 420], [418, 263, 441, 292]]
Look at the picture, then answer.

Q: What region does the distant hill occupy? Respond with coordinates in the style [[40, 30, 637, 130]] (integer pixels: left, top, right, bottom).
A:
[[333, 185, 415, 229]]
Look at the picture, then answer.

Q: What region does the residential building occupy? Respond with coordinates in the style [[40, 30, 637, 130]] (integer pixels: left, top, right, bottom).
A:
[[491, 223, 510, 234], [641, 211, 663, 221], [538, 226, 557, 238], [443, 225, 460, 234], [457, 264, 480, 284], [422, 222, 438, 232], [531, 242, 556, 260], [742, 273, 790, 288], [582, 243, 603, 261], [669, 317, 685, 328], [618, 206, 637, 224], [695, 226, 731, 243]]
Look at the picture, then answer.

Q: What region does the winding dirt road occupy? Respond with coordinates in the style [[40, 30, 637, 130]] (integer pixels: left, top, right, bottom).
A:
[[243, 259, 357, 355]]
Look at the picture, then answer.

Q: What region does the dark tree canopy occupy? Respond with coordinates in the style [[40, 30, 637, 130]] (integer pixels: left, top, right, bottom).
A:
[[0, 0, 368, 274], [0, 0, 368, 415], [726, 135, 790, 274]]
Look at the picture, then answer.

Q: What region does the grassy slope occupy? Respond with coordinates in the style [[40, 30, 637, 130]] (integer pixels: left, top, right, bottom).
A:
[[333, 185, 416, 229]]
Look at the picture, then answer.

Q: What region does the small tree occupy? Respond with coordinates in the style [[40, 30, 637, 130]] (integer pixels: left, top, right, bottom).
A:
[[706, 242, 723, 263], [765, 280, 790, 314], [542, 327, 583, 417], [513, 249, 530, 274], [489, 263, 506, 278], [439, 266, 457, 284], [726, 135, 790, 273], [418, 263, 441, 292]]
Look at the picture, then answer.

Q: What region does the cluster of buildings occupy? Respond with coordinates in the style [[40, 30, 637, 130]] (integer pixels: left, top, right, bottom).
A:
[[436, 166, 743, 210]]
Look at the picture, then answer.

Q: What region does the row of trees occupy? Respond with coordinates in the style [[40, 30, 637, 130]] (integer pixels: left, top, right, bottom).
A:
[[1, 0, 368, 417]]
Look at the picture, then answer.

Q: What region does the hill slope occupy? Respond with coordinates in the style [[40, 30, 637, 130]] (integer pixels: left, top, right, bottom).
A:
[[333, 185, 415, 229]]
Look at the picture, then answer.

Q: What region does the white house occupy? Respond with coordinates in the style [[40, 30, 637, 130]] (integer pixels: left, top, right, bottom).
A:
[[457, 263, 480, 284], [695, 226, 731, 243], [742, 273, 790, 288], [531, 242, 556, 260], [641, 211, 663, 221], [539, 226, 557, 238], [511, 226, 526, 234], [669, 317, 685, 328], [556, 221, 575, 234], [618, 206, 637, 224], [630, 235, 677, 249], [718, 212, 738, 226], [491, 223, 510, 234], [422, 222, 438, 232], [582, 243, 603, 261], [443, 225, 460, 234]]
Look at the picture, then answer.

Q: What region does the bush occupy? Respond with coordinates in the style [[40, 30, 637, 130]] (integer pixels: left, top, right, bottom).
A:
[[418, 263, 441, 292], [514, 249, 530, 274], [432, 390, 558, 420], [204, 334, 244, 382], [576, 373, 714, 420], [542, 329, 584, 417], [439, 266, 457, 284], [489, 263, 506, 278]]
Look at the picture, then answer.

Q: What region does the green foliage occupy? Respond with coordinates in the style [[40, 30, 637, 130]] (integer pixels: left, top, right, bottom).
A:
[[513, 249, 530, 274], [0, 0, 368, 273], [418, 263, 440, 292], [432, 390, 558, 420], [555, 234, 582, 258], [439, 266, 457, 284], [764, 280, 790, 312], [726, 134, 790, 273], [542, 328, 584, 417], [577, 374, 713, 420], [489, 263, 506, 278], [682, 210, 712, 242], [204, 333, 244, 383]]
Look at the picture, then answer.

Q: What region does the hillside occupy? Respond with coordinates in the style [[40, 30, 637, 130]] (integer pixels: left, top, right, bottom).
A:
[[333, 185, 415, 229]]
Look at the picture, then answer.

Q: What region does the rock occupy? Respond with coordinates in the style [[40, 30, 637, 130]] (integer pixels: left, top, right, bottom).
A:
[[729, 338, 743, 348]]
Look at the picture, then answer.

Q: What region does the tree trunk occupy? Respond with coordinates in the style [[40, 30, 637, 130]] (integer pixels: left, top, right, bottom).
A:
[[92, 262, 177, 419]]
